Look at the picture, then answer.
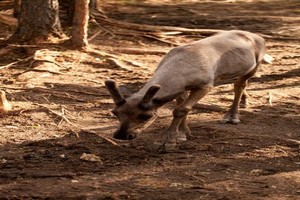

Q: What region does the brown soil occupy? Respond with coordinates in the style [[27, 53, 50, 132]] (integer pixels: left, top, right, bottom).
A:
[[0, 0, 299, 199]]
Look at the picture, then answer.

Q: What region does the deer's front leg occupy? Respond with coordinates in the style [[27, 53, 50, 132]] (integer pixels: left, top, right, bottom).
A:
[[154, 108, 187, 151], [175, 92, 191, 142], [154, 87, 212, 152], [177, 115, 191, 142]]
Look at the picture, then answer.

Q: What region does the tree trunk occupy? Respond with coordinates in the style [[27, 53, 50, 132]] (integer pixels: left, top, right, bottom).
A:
[[13, 0, 21, 18], [11, 0, 64, 43], [59, 0, 97, 26], [71, 0, 90, 48]]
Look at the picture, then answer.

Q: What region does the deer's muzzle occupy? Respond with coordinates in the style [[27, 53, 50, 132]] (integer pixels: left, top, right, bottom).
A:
[[113, 124, 139, 140]]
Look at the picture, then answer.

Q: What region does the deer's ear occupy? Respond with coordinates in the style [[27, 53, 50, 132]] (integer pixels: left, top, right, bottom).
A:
[[119, 85, 133, 98], [105, 80, 125, 106]]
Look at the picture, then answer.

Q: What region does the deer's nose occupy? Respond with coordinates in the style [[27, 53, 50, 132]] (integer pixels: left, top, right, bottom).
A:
[[127, 134, 136, 140], [113, 134, 126, 140], [113, 130, 136, 140], [113, 129, 127, 140], [113, 133, 135, 140]]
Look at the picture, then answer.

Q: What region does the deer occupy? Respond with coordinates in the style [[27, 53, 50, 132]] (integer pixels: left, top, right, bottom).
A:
[[105, 30, 272, 152]]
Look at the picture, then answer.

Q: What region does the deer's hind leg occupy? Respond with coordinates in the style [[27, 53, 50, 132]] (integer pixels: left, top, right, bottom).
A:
[[221, 66, 258, 124]]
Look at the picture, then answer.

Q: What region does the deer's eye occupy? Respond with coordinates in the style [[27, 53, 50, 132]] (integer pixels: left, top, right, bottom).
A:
[[138, 114, 152, 121]]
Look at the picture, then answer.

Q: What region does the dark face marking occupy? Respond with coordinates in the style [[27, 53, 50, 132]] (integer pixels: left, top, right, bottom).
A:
[[111, 102, 156, 140]]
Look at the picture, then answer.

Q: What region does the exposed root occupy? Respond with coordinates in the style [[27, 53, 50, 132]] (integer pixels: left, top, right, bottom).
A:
[[104, 47, 168, 55], [16, 68, 64, 76], [86, 47, 145, 69], [88, 10, 221, 46], [93, 13, 220, 40]]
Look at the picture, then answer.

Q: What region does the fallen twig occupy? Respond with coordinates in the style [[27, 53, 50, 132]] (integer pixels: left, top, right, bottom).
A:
[[0, 86, 27, 90], [8, 44, 38, 48], [34, 103, 75, 127], [0, 56, 33, 69], [32, 102, 120, 147], [79, 129, 121, 147], [106, 57, 132, 71], [105, 47, 168, 55]]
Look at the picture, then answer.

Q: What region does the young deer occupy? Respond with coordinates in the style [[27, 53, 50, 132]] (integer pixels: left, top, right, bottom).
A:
[[105, 30, 271, 151]]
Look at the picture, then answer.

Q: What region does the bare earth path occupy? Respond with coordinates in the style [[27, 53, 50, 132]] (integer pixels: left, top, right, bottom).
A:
[[0, 0, 299, 199]]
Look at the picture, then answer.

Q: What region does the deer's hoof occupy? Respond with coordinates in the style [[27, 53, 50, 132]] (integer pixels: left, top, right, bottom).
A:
[[220, 117, 241, 124], [239, 102, 248, 109], [177, 134, 187, 143], [231, 118, 241, 124]]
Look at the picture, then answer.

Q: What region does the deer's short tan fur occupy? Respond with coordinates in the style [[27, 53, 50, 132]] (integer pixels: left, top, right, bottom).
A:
[[105, 30, 268, 151]]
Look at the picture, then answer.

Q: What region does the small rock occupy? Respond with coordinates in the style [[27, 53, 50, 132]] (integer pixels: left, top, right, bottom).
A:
[[80, 153, 102, 163]]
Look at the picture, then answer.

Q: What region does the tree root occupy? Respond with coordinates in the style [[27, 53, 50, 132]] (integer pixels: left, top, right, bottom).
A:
[[86, 47, 146, 70], [103, 47, 168, 55], [94, 13, 220, 36], [91, 12, 221, 45]]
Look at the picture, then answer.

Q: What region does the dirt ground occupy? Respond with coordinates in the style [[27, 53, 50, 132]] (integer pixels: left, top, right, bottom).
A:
[[0, 0, 299, 199]]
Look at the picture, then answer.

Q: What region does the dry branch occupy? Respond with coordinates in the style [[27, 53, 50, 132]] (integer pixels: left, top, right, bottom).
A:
[[0, 56, 33, 69]]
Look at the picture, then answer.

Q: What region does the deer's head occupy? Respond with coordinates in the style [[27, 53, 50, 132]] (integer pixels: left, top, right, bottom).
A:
[[105, 80, 160, 140]]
